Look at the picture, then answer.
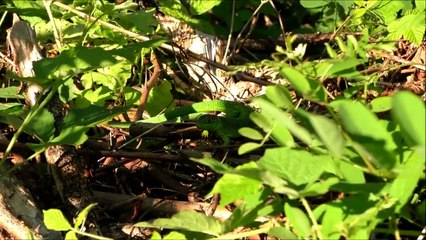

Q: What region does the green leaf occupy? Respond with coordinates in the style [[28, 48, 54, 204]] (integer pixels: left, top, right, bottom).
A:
[[281, 67, 310, 94], [61, 105, 127, 129], [58, 78, 76, 103], [258, 148, 334, 186], [315, 58, 364, 80], [159, 0, 191, 21], [111, 40, 167, 62], [64, 231, 78, 240], [209, 162, 262, 207], [386, 10, 425, 46], [254, 98, 314, 146], [370, 96, 392, 112], [250, 111, 295, 147], [163, 231, 186, 240], [74, 203, 97, 229], [416, 0, 425, 10], [150, 231, 163, 240], [74, 87, 112, 109], [190, 157, 232, 174], [0, 102, 23, 111], [391, 91, 425, 147], [33, 46, 118, 80], [118, 11, 158, 34], [0, 86, 25, 99], [284, 202, 311, 238], [295, 109, 345, 157], [299, 177, 340, 197], [97, 61, 132, 90], [146, 81, 175, 116], [223, 188, 276, 231], [265, 85, 294, 110], [338, 100, 397, 170], [268, 226, 297, 239], [189, 0, 222, 15], [300, 0, 328, 8], [238, 142, 262, 155], [43, 209, 72, 231], [134, 211, 223, 237], [315, 203, 343, 239], [50, 126, 88, 146], [238, 127, 263, 140], [24, 108, 55, 143], [234, 168, 299, 198], [335, 160, 365, 184], [325, 43, 338, 58], [388, 150, 424, 212]]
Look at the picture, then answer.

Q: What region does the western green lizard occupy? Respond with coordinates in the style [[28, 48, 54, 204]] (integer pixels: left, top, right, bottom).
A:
[[110, 100, 254, 143]]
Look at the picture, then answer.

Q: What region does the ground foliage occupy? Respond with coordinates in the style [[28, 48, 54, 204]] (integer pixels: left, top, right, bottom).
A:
[[0, 0, 425, 239]]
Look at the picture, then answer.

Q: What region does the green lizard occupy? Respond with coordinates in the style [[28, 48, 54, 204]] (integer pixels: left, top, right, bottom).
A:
[[110, 100, 254, 144]]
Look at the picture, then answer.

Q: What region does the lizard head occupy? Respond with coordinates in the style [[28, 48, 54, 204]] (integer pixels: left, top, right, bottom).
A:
[[196, 114, 222, 131]]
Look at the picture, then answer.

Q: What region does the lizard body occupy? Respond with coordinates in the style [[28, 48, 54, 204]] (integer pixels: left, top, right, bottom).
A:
[[139, 100, 253, 123], [110, 100, 254, 143]]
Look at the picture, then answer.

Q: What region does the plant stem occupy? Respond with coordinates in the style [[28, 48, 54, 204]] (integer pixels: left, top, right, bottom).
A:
[[301, 197, 323, 240], [215, 226, 271, 240], [71, 228, 113, 240], [0, 81, 61, 168]]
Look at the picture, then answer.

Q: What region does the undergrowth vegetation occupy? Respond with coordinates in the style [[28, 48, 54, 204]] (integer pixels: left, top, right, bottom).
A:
[[0, 0, 425, 239]]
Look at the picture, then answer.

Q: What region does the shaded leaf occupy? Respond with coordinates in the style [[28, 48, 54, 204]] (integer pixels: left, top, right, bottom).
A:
[[33, 46, 118, 80], [24, 108, 55, 143], [295, 109, 345, 157], [338, 100, 397, 170]]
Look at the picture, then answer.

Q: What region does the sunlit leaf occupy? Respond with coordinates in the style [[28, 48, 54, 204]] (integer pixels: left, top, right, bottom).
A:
[[238, 142, 262, 155], [370, 96, 392, 112], [43, 209, 71, 231], [258, 148, 334, 186], [391, 91, 425, 146], [284, 202, 311, 238], [209, 162, 262, 207], [134, 211, 223, 236], [74, 203, 97, 229]]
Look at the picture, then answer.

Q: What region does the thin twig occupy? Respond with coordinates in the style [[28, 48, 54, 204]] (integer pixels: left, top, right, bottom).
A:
[[134, 52, 161, 121], [222, 0, 235, 65]]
